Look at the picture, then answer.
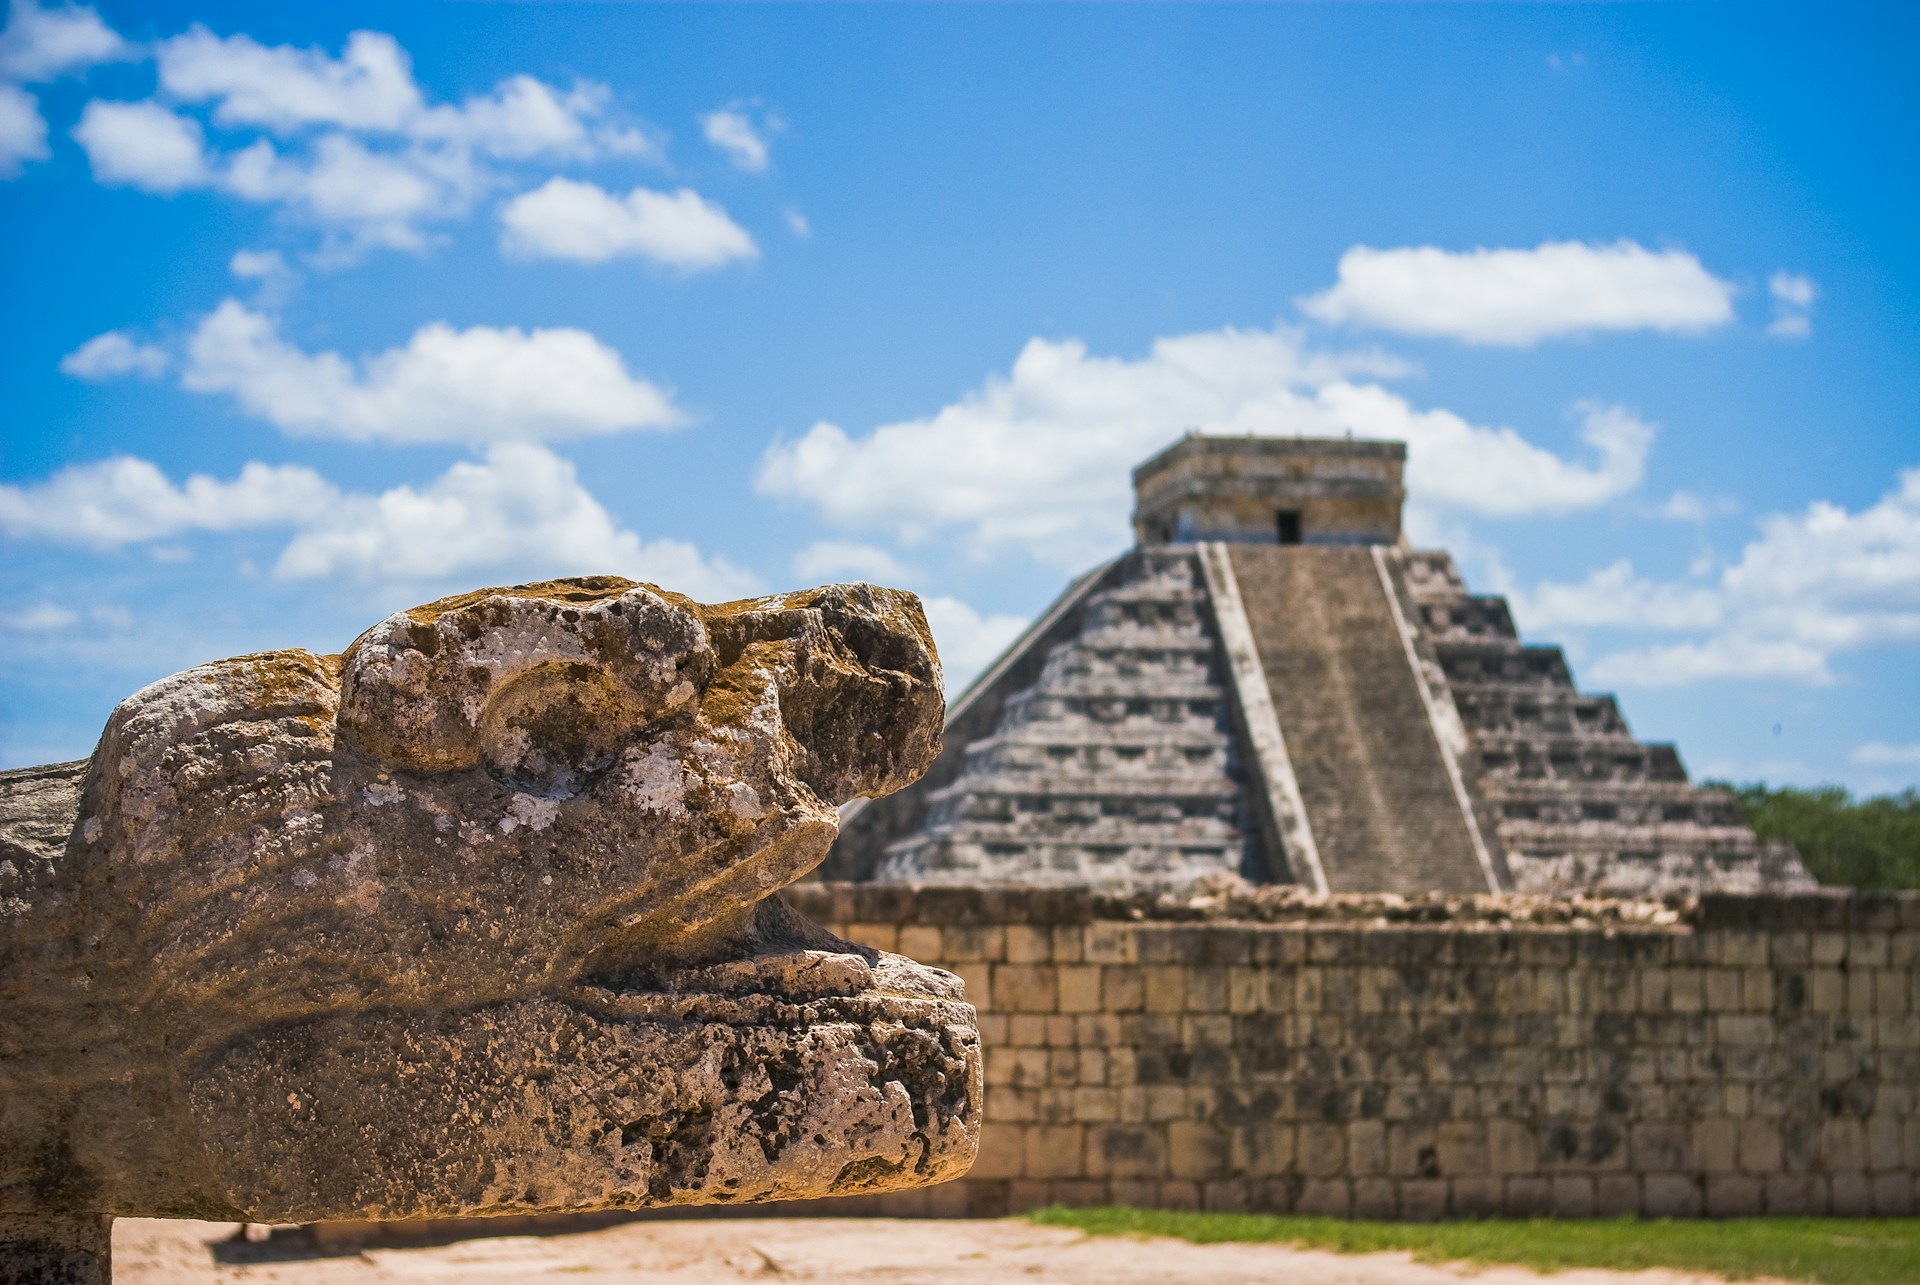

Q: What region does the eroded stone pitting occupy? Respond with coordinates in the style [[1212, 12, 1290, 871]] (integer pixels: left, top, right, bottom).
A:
[[1, 575, 977, 1236]]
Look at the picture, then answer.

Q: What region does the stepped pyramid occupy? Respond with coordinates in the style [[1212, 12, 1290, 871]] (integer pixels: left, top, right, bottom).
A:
[[828, 435, 1813, 896]]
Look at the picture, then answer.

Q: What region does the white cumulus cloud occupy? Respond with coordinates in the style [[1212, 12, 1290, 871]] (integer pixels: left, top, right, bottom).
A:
[[60, 329, 170, 379], [1517, 467, 1920, 687], [179, 299, 682, 445], [71, 99, 209, 192], [0, 0, 132, 82], [500, 177, 758, 270], [156, 26, 425, 132], [0, 445, 758, 601], [1298, 240, 1737, 345], [0, 455, 339, 545], [0, 81, 47, 176], [755, 324, 1648, 569], [701, 105, 770, 171], [273, 443, 758, 597], [223, 132, 455, 251], [67, 25, 662, 252]]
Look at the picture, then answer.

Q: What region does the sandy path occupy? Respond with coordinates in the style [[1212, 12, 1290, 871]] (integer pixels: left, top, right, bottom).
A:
[[113, 1216, 1793, 1285]]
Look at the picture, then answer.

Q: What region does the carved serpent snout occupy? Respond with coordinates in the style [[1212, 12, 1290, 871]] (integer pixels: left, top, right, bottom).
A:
[[1, 576, 973, 1239]]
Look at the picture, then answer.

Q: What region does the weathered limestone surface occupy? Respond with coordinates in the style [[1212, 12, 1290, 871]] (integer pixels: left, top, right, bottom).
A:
[[0, 577, 980, 1276]]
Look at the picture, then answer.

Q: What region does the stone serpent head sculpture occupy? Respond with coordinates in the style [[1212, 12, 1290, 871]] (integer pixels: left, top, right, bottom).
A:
[[0, 577, 976, 1267]]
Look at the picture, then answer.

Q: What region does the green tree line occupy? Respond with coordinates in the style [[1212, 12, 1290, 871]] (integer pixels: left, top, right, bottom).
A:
[[1715, 783, 1920, 891]]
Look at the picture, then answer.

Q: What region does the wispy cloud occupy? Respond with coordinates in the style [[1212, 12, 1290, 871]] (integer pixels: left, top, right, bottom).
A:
[[0, 0, 133, 83], [1851, 742, 1920, 768], [60, 329, 170, 379], [1766, 269, 1817, 341], [701, 102, 777, 172]]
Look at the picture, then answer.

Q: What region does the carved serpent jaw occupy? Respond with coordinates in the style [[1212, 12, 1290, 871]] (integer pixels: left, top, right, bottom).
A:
[[2, 576, 978, 1224]]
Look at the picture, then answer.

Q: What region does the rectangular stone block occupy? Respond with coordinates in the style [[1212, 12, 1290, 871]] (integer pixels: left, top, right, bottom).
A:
[[1643, 1174, 1703, 1217], [1811, 932, 1848, 966], [1819, 1119, 1867, 1173], [1349, 1120, 1387, 1176], [1450, 1176, 1503, 1218], [951, 963, 992, 1011], [1871, 1173, 1916, 1215], [1503, 1176, 1552, 1216], [1056, 965, 1102, 1014], [1706, 1174, 1763, 1216], [1299, 1123, 1347, 1178], [1005, 1179, 1053, 1213], [1848, 969, 1876, 1015], [1352, 1177, 1397, 1218], [1830, 1172, 1873, 1215], [943, 923, 1005, 963], [1295, 1179, 1351, 1216], [1203, 1180, 1252, 1212], [1232, 1122, 1295, 1178], [1166, 1122, 1231, 1181], [1087, 1124, 1165, 1179], [1005, 924, 1052, 965], [1144, 966, 1187, 1014], [1187, 966, 1229, 1013], [1594, 1174, 1640, 1216], [1866, 1114, 1903, 1171], [1764, 1173, 1824, 1214], [1400, 1178, 1448, 1221], [1489, 1120, 1534, 1176], [1251, 930, 1306, 966], [896, 924, 943, 962], [1551, 1175, 1595, 1217], [1668, 968, 1705, 1013], [1809, 968, 1845, 1014], [1154, 1180, 1202, 1211], [1692, 1118, 1739, 1173], [845, 922, 898, 953], [1024, 1125, 1085, 1179], [995, 964, 1058, 1013], [971, 1122, 1026, 1180], [1739, 1119, 1782, 1174], [1083, 921, 1138, 965]]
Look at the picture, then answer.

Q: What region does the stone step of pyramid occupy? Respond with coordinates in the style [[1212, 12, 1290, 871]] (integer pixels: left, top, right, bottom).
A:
[[1228, 545, 1490, 894]]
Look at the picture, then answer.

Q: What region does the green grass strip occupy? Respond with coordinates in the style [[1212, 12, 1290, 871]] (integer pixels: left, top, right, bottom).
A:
[[1026, 1206, 1920, 1285]]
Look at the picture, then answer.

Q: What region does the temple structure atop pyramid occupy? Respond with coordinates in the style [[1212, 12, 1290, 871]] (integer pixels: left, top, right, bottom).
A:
[[825, 434, 1813, 897]]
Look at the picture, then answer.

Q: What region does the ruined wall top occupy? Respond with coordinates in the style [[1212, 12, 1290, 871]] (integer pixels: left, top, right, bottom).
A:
[[1132, 434, 1405, 547]]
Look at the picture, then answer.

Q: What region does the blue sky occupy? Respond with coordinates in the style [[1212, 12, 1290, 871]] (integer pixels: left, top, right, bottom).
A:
[[1, 0, 1916, 795]]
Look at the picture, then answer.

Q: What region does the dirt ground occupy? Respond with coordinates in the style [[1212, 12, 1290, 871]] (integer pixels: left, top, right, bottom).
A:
[[114, 1216, 1791, 1285]]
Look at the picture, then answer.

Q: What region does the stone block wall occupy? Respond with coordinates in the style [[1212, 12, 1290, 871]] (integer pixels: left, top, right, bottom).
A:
[[784, 884, 1919, 1219]]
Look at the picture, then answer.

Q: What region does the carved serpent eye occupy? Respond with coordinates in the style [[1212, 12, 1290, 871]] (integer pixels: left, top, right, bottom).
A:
[[477, 661, 639, 796]]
